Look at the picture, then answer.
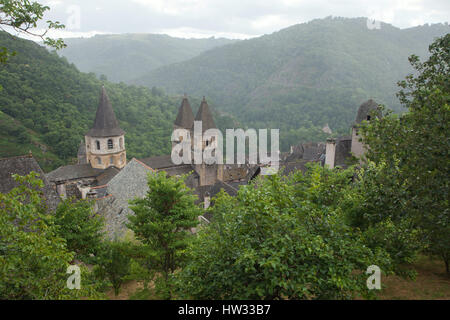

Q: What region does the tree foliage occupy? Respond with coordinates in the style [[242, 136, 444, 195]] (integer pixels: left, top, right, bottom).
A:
[[0, 173, 101, 299], [360, 34, 450, 273], [0, 0, 65, 64], [128, 171, 201, 298], [175, 166, 390, 300]]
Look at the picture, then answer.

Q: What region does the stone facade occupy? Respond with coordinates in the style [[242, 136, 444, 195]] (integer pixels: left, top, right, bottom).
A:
[[85, 135, 126, 169]]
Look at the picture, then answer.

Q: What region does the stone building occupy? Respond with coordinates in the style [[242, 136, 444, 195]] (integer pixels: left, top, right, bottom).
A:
[[47, 87, 126, 198], [324, 99, 379, 168], [84, 86, 127, 170]]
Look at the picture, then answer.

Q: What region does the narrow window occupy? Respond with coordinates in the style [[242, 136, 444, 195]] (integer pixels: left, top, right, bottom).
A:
[[96, 157, 102, 164], [108, 139, 113, 149], [96, 140, 100, 150], [367, 115, 371, 121], [119, 137, 124, 149], [110, 156, 114, 165]]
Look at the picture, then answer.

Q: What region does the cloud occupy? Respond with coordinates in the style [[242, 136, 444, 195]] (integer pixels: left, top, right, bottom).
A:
[[34, 0, 450, 39]]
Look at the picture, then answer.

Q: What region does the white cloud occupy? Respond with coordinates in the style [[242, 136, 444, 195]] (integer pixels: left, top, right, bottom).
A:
[[27, 0, 450, 39]]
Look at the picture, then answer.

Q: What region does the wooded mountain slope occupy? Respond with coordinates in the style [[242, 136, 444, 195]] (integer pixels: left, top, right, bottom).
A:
[[59, 34, 237, 83], [132, 17, 449, 149]]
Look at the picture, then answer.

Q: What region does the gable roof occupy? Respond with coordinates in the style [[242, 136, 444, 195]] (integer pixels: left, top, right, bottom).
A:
[[193, 97, 216, 132], [0, 154, 60, 211], [46, 164, 104, 183], [86, 86, 125, 137], [174, 95, 195, 129], [139, 155, 177, 170]]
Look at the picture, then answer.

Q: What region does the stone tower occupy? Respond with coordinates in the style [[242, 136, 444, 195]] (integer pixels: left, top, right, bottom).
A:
[[85, 86, 127, 169], [192, 97, 223, 186], [173, 94, 194, 149], [351, 99, 379, 159]]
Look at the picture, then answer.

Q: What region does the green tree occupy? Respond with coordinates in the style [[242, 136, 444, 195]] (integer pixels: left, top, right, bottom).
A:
[[361, 34, 450, 273], [175, 167, 390, 300], [53, 198, 105, 263], [127, 171, 201, 299], [0, 173, 101, 299], [0, 0, 65, 63], [94, 240, 132, 297]]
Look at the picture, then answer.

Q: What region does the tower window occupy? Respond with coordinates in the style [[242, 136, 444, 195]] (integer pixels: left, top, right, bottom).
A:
[[206, 140, 209, 147], [108, 139, 114, 149], [110, 156, 114, 164], [96, 140, 100, 150], [96, 157, 102, 164], [119, 137, 124, 149]]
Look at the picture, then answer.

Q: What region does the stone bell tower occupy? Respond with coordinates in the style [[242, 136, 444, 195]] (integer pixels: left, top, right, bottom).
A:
[[192, 97, 223, 186], [85, 86, 127, 169]]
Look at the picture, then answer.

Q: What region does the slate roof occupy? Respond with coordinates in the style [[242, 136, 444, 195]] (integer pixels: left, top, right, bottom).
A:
[[0, 154, 60, 211], [285, 142, 326, 162], [86, 86, 125, 137], [139, 155, 177, 169], [174, 95, 195, 129], [193, 97, 216, 132], [46, 164, 104, 183], [334, 137, 352, 167], [355, 99, 380, 125], [280, 160, 313, 176], [95, 166, 121, 186]]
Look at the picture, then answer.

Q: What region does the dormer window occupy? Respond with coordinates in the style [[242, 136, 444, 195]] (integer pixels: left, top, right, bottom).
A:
[[108, 139, 114, 149], [96, 140, 101, 150]]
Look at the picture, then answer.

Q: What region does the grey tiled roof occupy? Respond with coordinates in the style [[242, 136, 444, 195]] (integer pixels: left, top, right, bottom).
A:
[[0, 154, 60, 211], [355, 99, 380, 125], [174, 96, 195, 129], [139, 154, 177, 169], [95, 166, 121, 186], [334, 137, 352, 167], [193, 97, 216, 132], [86, 87, 125, 137], [46, 164, 104, 183]]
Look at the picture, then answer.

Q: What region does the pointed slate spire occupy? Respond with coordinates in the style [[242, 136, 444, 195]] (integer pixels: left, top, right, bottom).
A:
[[174, 94, 194, 129], [194, 96, 216, 132], [354, 99, 380, 125], [87, 86, 125, 137]]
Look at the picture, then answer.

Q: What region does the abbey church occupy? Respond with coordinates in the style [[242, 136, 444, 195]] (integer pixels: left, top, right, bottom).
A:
[[40, 86, 378, 237]]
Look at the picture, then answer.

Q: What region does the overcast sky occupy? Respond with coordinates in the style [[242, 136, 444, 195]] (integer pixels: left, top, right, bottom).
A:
[[35, 0, 450, 39]]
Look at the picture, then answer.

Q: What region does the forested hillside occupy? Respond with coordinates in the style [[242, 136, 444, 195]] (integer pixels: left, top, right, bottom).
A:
[[0, 32, 181, 171], [133, 17, 449, 150], [59, 34, 237, 83]]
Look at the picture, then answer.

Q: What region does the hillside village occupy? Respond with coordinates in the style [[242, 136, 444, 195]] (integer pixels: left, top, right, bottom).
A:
[[0, 86, 378, 238]]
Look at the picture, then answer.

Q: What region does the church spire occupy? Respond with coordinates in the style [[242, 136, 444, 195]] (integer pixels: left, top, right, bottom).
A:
[[87, 86, 125, 137], [194, 96, 216, 132], [174, 94, 194, 129]]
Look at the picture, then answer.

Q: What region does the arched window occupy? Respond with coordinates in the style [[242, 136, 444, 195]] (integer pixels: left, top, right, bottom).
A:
[[119, 137, 124, 149], [96, 140, 101, 150], [110, 156, 114, 165], [96, 157, 102, 164], [108, 139, 114, 149]]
